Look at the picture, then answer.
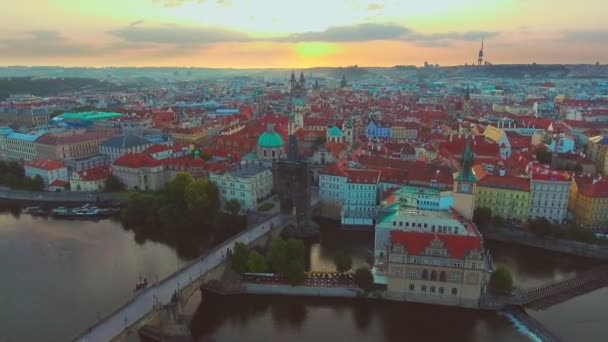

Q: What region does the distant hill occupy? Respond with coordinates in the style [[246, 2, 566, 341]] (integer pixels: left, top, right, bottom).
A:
[[0, 78, 124, 101]]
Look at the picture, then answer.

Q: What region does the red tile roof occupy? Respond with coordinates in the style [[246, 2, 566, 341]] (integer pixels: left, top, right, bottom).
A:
[[25, 159, 65, 171], [49, 179, 69, 187], [477, 174, 530, 191], [576, 176, 608, 198], [76, 165, 110, 181], [390, 231, 481, 259], [114, 153, 163, 168], [35, 131, 114, 145], [347, 169, 380, 184]]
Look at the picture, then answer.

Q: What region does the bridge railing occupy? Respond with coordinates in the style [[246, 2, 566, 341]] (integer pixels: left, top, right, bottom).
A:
[[71, 213, 285, 341]]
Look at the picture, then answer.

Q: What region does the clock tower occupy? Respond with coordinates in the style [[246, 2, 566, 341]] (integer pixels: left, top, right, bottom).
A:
[[453, 138, 477, 220]]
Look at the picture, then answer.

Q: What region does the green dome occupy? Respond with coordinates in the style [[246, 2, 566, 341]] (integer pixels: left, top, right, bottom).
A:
[[257, 131, 285, 148]]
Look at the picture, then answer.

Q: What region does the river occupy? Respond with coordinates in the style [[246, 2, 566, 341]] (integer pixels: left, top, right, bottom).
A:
[[1, 213, 606, 341]]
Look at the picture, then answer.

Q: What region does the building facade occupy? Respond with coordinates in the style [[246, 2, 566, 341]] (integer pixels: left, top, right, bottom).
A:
[[475, 174, 530, 222], [69, 166, 109, 191], [365, 120, 391, 139], [569, 176, 608, 228], [385, 230, 489, 308], [341, 169, 380, 227], [209, 161, 273, 212], [24, 159, 68, 187], [529, 171, 570, 223]]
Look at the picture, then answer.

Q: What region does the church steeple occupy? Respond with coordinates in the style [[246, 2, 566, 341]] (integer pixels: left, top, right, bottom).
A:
[[299, 71, 305, 85], [455, 137, 476, 182], [340, 75, 347, 88]]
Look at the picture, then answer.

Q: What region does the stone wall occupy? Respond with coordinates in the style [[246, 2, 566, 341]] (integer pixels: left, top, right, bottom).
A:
[[482, 227, 608, 261], [243, 283, 360, 298], [0, 188, 126, 203]]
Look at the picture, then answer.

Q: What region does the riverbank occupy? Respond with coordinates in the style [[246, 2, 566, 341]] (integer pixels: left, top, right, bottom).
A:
[[0, 188, 127, 203], [482, 227, 608, 261]]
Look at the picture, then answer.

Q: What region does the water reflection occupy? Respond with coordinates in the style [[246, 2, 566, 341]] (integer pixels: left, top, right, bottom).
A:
[[191, 295, 526, 342], [0, 212, 184, 341]]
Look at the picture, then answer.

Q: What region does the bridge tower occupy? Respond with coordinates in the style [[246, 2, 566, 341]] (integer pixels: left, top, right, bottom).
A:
[[273, 110, 319, 237]]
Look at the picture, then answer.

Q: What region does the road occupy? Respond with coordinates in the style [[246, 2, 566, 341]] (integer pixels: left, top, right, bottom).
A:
[[74, 214, 286, 342]]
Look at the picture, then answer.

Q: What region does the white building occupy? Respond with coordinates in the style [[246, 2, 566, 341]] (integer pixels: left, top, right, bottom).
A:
[[69, 166, 109, 192], [209, 161, 273, 212], [24, 159, 69, 187], [529, 170, 571, 223]]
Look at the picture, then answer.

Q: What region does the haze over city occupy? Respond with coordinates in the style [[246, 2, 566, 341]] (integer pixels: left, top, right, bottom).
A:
[[2, 0, 607, 67]]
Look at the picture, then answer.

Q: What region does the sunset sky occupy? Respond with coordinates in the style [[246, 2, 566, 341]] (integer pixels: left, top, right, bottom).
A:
[[1, 0, 606, 67]]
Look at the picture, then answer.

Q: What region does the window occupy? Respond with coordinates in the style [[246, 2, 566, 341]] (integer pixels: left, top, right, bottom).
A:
[[430, 270, 437, 281], [430, 286, 435, 293], [409, 284, 415, 291], [452, 288, 458, 295], [439, 287, 444, 294], [421, 285, 427, 292], [439, 271, 447, 282], [421, 269, 428, 280]]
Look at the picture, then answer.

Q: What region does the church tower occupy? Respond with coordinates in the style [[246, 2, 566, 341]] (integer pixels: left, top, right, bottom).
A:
[[342, 117, 354, 145], [453, 138, 477, 220]]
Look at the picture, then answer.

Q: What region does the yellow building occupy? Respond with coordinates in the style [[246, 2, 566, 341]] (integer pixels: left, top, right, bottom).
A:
[[390, 123, 418, 140], [569, 176, 608, 228], [475, 171, 531, 222], [385, 230, 489, 308]]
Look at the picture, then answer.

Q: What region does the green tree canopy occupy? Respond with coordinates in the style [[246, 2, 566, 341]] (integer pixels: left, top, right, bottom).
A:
[[166, 172, 193, 209], [473, 207, 492, 229], [30, 175, 45, 191], [104, 174, 124, 192], [231, 242, 248, 274], [224, 198, 242, 216], [354, 267, 374, 292], [490, 265, 514, 294], [247, 250, 267, 273], [334, 251, 353, 273], [267, 237, 306, 284], [267, 237, 288, 274]]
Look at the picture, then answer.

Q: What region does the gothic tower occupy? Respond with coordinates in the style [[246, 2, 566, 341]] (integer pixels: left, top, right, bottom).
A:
[[342, 117, 354, 145], [453, 138, 477, 220]]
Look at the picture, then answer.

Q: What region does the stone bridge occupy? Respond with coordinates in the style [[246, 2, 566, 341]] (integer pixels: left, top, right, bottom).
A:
[[72, 213, 288, 342], [523, 265, 608, 310]]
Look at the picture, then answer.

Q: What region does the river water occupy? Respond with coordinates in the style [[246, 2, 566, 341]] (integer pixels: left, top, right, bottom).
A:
[[1, 213, 606, 342]]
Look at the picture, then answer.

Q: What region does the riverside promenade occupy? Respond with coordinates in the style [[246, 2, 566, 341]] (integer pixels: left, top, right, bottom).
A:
[[72, 213, 287, 342], [0, 188, 126, 203]]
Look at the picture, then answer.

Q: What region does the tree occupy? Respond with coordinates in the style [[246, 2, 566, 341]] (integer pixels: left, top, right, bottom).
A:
[[224, 198, 242, 216], [247, 250, 267, 273], [490, 265, 514, 294], [30, 175, 44, 191], [267, 237, 287, 274], [473, 207, 492, 228], [354, 267, 374, 292], [285, 259, 306, 285], [529, 217, 552, 236], [334, 251, 353, 273], [104, 175, 124, 192], [267, 237, 307, 285], [166, 172, 193, 209], [231, 242, 248, 274], [573, 163, 583, 173]]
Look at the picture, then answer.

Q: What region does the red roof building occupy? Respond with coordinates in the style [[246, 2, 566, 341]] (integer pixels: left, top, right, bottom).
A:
[[389, 230, 481, 259]]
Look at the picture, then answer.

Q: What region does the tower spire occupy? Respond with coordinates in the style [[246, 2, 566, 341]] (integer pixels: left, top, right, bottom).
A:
[[478, 39, 484, 66]]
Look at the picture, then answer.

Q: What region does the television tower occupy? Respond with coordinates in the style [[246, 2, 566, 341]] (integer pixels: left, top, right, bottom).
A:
[[477, 39, 484, 66]]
